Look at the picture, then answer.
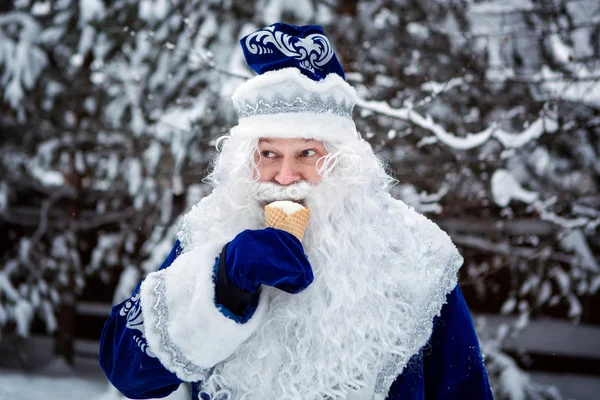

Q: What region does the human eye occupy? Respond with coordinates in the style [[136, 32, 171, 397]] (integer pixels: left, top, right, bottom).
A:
[[261, 150, 277, 158], [300, 149, 317, 157]]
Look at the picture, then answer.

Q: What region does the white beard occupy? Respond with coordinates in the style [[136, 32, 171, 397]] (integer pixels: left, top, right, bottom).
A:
[[178, 137, 462, 400]]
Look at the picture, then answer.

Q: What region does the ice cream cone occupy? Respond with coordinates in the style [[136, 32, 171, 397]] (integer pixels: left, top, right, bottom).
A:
[[265, 203, 311, 241]]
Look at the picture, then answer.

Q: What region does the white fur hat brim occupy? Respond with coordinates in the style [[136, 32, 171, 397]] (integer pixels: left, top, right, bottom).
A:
[[230, 112, 358, 142], [230, 68, 358, 143]]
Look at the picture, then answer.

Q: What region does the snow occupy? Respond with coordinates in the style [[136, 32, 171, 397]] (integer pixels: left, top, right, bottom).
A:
[[490, 169, 539, 207], [533, 197, 594, 230], [547, 34, 573, 68], [0, 369, 106, 400], [112, 266, 140, 304], [0, 12, 47, 108], [493, 116, 559, 148], [140, 224, 179, 274], [468, 0, 534, 21], [0, 304, 6, 325], [6, 353, 598, 400], [160, 189, 173, 224], [356, 98, 559, 150], [0, 272, 20, 302], [529, 147, 551, 175], [541, 77, 600, 107], [156, 107, 192, 140], [498, 360, 529, 400], [314, 2, 334, 25], [406, 22, 429, 41], [480, 314, 600, 399], [14, 299, 34, 336], [571, 26, 594, 59], [186, 184, 210, 208], [420, 77, 465, 95], [590, 276, 600, 294], [391, 184, 444, 214], [31, 1, 51, 16], [531, 372, 600, 400], [537, 281, 552, 306], [139, 0, 170, 22], [550, 267, 570, 297], [195, 13, 218, 50], [559, 229, 599, 272], [79, 0, 106, 23], [144, 140, 162, 174], [263, 0, 315, 24], [40, 299, 57, 333], [500, 297, 517, 314], [0, 350, 191, 400], [89, 234, 123, 272], [39, 25, 66, 45], [0, 181, 7, 214], [0, 356, 189, 400], [29, 164, 65, 186], [127, 159, 142, 196], [373, 8, 398, 30], [567, 293, 582, 320]]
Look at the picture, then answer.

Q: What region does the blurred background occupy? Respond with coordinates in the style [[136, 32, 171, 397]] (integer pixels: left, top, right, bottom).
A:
[[0, 0, 599, 399]]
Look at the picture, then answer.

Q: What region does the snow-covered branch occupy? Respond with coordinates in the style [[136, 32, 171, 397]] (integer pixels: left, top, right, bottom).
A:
[[453, 235, 539, 258], [530, 197, 600, 237], [491, 169, 538, 207], [0, 11, 40, 32], [0, 11, 47, 108], [420, 77, 467, 95], [356, 98, 559, 150]]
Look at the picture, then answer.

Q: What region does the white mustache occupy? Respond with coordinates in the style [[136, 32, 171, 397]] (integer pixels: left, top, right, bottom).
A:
[[248, 181, 313, 202]]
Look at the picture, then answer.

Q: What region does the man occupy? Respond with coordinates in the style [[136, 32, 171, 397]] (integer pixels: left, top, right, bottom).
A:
[[100, 23, 494, 399]]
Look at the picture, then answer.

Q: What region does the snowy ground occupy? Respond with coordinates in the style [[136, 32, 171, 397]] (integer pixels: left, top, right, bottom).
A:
[[1, 357, 600, 400], [0, 356, 190, 400], [0, 334, 189, 400], [1, 329, 600, 400], [0, 358, 108, 400], [531, 372, 600, 400]]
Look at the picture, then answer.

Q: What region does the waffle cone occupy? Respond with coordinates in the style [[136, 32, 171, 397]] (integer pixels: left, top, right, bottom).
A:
[[265, 206, 311, 242]]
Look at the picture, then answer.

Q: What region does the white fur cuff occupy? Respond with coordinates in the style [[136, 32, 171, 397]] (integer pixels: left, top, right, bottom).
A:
[[140, 240, 268, 381]]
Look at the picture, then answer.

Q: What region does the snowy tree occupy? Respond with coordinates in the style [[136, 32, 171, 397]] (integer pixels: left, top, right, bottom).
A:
[[1, 0, 599, 397]]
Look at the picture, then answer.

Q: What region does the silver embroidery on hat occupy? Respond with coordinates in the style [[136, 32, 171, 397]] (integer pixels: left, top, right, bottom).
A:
[[244, 26, 334, 74], [236, 94, 353, 119]]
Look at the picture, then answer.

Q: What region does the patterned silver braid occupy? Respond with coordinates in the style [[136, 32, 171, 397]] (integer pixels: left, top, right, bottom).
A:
[[237, 93, 353, 119]]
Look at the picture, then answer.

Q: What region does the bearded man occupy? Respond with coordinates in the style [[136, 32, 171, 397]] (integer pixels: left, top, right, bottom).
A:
[[99, 23, 494, 400]]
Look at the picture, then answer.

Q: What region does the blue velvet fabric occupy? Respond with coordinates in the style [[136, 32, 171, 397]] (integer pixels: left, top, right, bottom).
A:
[[99, 240, 493, 399], [225, 228, 313, 294], [241, 23, 346, 81], [388, 286, 494, 399], [99, 241, 183, 399]]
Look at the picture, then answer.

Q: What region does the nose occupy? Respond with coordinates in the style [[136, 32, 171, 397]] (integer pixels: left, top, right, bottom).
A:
[[274, 157, 302, 185]]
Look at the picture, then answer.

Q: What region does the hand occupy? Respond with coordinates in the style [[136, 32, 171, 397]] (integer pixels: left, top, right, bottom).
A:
[[224, 228, 313, 294]]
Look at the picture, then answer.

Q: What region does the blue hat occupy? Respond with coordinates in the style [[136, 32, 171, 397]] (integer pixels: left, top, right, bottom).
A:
[[230, 23, 358, 143], [241, 23, 346, 81]]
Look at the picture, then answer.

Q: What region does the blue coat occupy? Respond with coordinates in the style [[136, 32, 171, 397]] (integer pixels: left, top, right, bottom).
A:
[[99, 241, 493, 399]]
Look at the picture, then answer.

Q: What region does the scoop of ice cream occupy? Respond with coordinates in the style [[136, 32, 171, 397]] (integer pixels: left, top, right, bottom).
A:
[[265, 201, 310, 241], [267, 200, 305, 215]]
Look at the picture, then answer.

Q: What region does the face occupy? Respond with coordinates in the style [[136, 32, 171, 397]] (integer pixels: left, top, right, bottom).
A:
[[255, 138, 328, 184]]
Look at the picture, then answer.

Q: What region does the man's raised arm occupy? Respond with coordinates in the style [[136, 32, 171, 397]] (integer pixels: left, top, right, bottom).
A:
[[99, 228, 313, 397]]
